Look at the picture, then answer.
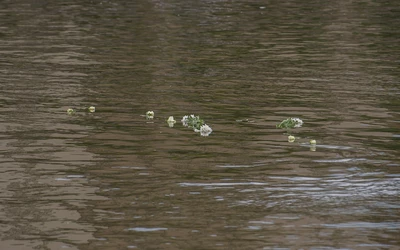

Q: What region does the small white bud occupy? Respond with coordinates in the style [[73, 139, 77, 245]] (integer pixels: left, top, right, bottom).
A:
[[146, 111, 154, 119]]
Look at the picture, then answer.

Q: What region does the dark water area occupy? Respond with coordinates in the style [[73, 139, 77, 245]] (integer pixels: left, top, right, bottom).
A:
[[1, 0, 400, 249]]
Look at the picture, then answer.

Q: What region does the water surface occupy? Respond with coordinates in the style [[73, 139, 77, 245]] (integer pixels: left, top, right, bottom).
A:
[[0, 0, 399, 249]]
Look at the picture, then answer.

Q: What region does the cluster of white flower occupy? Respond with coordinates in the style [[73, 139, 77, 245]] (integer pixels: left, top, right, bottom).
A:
[[199, 124, 213, 136], [181, 114, 212, 136], [291, 118, 303, 128], [276, 117, 303, 129], [142, 112, 213, 136], [181, 115, 195, 127]]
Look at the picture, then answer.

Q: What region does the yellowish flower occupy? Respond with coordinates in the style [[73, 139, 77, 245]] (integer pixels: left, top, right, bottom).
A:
[[167, 116, 176, 127], [167, 116, 176, 123], [89, 106, 95, 112], [288, 135, 295, 142]]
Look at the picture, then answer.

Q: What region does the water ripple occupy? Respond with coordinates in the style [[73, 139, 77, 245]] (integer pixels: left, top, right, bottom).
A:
[[322, 222, 400, 229], [125, 227, 168, 232], [179, 182, 268, 187], [314, 158, 367, 163]]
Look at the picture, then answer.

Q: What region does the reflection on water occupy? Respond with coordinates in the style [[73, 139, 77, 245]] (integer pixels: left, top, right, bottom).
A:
[[1, 0, 399, 249]]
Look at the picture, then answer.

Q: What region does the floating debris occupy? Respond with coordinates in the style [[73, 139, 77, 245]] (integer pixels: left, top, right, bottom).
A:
[[182, 114, 212, 136], [181, 114, 204, 131], [276, 118, 303, 129]]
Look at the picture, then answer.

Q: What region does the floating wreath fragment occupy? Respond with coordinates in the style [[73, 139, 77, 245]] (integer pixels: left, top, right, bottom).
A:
[[277, 117, 317, 150], [276, 117, 303, 129], [277, 118, 305, 144], [182, 115, 203, 130], [182, 114, 212, 136]]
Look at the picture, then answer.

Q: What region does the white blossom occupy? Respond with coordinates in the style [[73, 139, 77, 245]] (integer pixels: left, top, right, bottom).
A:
[[291, 118, 303, 128], [181, 115, 189, 127], [146, 111, 154, 119], [200, 124, 212, 136]]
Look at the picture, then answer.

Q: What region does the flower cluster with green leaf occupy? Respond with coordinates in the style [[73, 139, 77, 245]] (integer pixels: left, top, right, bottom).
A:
[[182, 115, 203, 130], [181, 114, 212, 136], [276, 117, 303, 129], [277, 117, 316, 148]]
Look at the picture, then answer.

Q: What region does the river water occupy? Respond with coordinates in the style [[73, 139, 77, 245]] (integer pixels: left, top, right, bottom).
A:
[[1, 0, 399, 249]]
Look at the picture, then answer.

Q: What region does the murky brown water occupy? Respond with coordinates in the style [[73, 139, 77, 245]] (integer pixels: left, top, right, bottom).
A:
[[1, 0, 399, 249]]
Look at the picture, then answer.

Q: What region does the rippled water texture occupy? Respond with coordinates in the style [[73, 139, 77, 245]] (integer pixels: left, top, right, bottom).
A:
[[1, 0, 399, 249]]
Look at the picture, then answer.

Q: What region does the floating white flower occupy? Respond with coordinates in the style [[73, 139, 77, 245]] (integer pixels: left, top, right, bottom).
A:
[[199, 124, 212, 136], [88, 106, 96, 113], [182, 114, 199, 127], [288, 135, 295, 142], [182, 114, 212, 136], [167, 116, 176, 127], [292, 118, 303, 128], [67, 108, 75, 114], [181, 115, 189, 127], [310, 139, 316, 145], [146, 111, 154, 119]]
